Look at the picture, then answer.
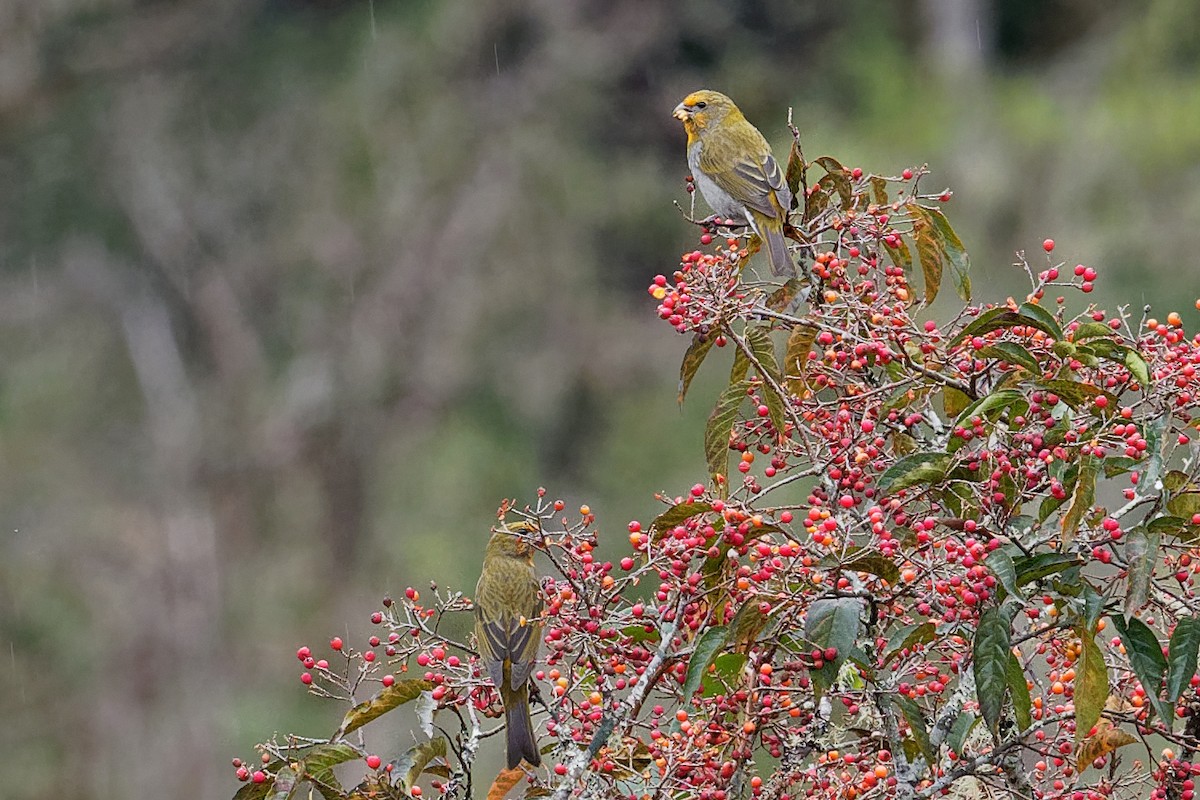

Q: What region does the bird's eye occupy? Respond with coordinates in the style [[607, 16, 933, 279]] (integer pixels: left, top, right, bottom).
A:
[[696, 101, 707, 109]]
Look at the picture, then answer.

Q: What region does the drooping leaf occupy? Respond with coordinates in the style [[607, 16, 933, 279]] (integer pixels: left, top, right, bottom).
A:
[[877, 452, 952, 496], [730, 348, 751, 384], [883, 234, 913, 274], [337, 679, 434, 738], [487, 766, 525, 800], [976, 342, 1041, 376], [1074, 627, 1109, 742], [1125, 349, 1151, 387], [973, 606, 1012, 736], [1076, 721, 1138, 772], [869, 176, 890, 206], [1071, 322, 1114, 342], [890, 694, 936, 764], [233, 761, 287, 800], [394, 738, 448, 792], [942, 386, 972, 418], [678, 334, 716, 406], [650, 501, 714, 537], [1038, 379, 1112, 411], [924, 206, 971, 301], [946, 712, 978, 756], [911, 209, 943, 303], [812, 156, 853, 209], [883, 622, 937, 665], [704, 381, 747, 487], [1166, 616, 1200, 703], [806, 597, 864, 698], [1061, 453, 1098, 547], [842, 552, 900, 585], [683, 625, 730, 698], [1167, 492, 1200, 520], [950, 304, 1062, 349], [986, 549, 1022, 600], [784, 324, 819, 394], [267, 764, 299, 800], [1013, 552, 1079, 586], [304, 743, 359, 795], [744, 326, 787, 438], [1124, 526, 1158, 613], [951, 389, 1026, 430], [1110, 614, 1170, 723], [1007, 651, 1032, 731]]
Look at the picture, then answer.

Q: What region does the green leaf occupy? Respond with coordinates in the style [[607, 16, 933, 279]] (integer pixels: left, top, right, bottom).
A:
[[883, 235, 913, 274], [806, 597, 864, 698], [1038, 379, 1111, 411], [267, 764, 299, 800], [1104, 456, 1140, 478], [951, 304, 1062, 349], [1165, 470, 1192, 493], [912, 211, 944, 303], [1060, 453, 1098, 547], [877, 452, 952, 496], [883, 622, 937, 665], [1167, 616, 1200, 703], [987, 549, 1022, 600], [678, 334, 716, 406], [1071, 322, 1115, 341], [1013, 552, 1079, 585], [784, 325, 819, 394], [946, 712, 978, 756], [1007, 651, 1032, 731], [869, 175, 890, 206], [1167, 492, 1200, 520], [1074, 627, 1109, 742], [973, 606, 1012, 736], [812, 156, 853, 209], [744, 326, 787, 439], [1141, 411, 1170, 491], [233, 761, 288, 800], [842, 552, 901, 585], [650, 501, 714, 536], [976, 342, 1041, 375], [1125, 349, 1151, 387], [730, 348, 751, 384], [924, 206, 971, 301], [704, 382, 747, 486], [704, 652, 750, 696], [303, 743, 359, 794], [1110, 614, 1170, 723], [951, 389, 1026, 430], [392, 738, 447, 792], [890, 693, 936, 763], [942, 386, 972, 419], [683, 626, 731, 698], [1124, 526, 1158, 613], [337, 679, 434, 738]]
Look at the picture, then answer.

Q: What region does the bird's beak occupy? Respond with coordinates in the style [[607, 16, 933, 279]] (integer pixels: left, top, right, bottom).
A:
[[673, 102, 690, 121]]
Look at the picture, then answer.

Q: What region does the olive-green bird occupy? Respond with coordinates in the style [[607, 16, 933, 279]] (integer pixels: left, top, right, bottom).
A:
[[474, 522, 544, 769], [673, 89, 795, 277]]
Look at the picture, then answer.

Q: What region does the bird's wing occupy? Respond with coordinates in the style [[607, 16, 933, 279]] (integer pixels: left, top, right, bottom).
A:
[[701, 147, 791, 220], [476, 576, 543, 691]]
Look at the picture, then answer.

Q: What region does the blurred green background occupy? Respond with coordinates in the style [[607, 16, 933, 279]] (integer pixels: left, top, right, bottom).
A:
[[2, 0, 1199, 796]]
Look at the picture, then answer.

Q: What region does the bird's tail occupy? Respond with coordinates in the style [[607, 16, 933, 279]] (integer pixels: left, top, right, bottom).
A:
[[504, 686, 541, 769], [762, 224, 794, 278]]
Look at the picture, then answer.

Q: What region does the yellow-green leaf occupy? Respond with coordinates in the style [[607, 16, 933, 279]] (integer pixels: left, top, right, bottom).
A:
[[337, 679, 433, 738]]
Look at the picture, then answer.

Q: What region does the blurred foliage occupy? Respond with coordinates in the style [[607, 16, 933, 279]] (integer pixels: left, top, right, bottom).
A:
[[0, 0, 1198, 797]]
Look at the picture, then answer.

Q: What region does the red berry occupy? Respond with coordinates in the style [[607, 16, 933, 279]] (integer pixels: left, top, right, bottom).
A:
[[300, 672, 313, 685], [1042, 239, 1055, 252], [330, 637, 343, 651], [824, 647, 839, 662], [252, 771, 267, 784], [366, 754, 382, 770], [382, 674, 395, 687]]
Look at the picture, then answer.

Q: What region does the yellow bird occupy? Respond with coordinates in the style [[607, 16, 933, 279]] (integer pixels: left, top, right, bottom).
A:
[[673, 90, 794, 277], [474, 522, 544, 769]]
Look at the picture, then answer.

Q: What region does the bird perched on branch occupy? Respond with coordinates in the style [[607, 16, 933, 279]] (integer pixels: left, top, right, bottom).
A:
[[474, 521, 544, 769], [673, 90, 795, 277]]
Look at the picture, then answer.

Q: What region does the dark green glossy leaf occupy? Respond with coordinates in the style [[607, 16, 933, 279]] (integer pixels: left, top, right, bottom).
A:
[[806, 597, 863, 698], [1060, 453, 1098, 547], [1013, 552, 1079, 585], [973, 606, 1012, 736], [977, 342, 1041, 375], [1071, 322, 1115, 341], [986, 549, 1022, 600], [883, 622, 937, 665], [1110, 614, 1170, 724], [877, 452, 952, 496], [946, 712, 978, 756], [951, 304, 1062, 349], [890, 694, 935, 764], [1167, 616, 1200, 703], [1007, 651, 1032, 731], [683, 626, 730, 698], [1125, 349, 1151, 387]]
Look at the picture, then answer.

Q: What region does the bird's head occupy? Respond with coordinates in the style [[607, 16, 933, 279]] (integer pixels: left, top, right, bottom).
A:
[[672, 90, 739, 136], [486, 520, 540, 560]]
